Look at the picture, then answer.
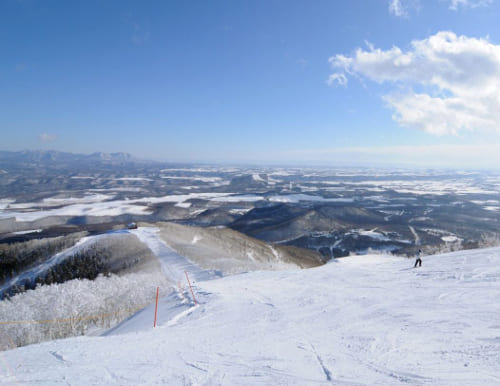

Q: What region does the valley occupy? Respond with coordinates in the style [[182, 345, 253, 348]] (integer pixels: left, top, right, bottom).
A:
[[1, 151, 499, 261]]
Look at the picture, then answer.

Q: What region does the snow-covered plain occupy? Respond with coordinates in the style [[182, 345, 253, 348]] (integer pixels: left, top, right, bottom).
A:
[[0, 192, 357, 222], [0, 193, 232, 222], [2, 246, 500, 385], [339, 179, 500, 196]]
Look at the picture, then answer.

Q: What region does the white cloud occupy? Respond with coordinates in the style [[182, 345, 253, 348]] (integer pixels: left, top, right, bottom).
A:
[[388, 0, 421, 17], [389, 0, 407, 16], [448, 0, 492, 10], [388, 0, 491, 17], [326, 73, 348, 87], [329, 31, 500, 135], [38, 133, 57, 142]]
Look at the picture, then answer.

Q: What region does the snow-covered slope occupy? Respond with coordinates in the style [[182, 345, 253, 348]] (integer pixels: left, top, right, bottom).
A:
[[131, 227, 220, 282], [153, 222, 323, 272], [2, 247, 500, 385]]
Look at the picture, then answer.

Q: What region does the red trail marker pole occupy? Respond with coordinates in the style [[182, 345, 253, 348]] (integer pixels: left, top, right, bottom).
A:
[[185, 271, 198, 305], [153, 287, 159, 328]]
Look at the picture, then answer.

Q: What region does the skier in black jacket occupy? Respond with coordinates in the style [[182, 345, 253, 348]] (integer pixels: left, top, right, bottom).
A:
[[414, 249, 422, 268]]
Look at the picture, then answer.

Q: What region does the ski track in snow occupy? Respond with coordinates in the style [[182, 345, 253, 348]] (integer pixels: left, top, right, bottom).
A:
[[129, 227, 219, 283], [2, 243, 500, 384], [409, 226, 420, 245]]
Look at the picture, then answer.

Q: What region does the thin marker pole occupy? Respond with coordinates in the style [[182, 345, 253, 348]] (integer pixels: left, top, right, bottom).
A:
[[185, 271, 198, 305], [153, 287, 159, 328]]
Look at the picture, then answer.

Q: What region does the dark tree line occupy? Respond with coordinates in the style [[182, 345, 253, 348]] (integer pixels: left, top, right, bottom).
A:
[[36, 245, 112, 286], [3, 244, 114, 298], [2, 233, 155, 299], [0, 233, 85, 284]]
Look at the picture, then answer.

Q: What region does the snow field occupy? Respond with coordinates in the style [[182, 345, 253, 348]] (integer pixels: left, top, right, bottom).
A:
[[2, 246, 500, 384]]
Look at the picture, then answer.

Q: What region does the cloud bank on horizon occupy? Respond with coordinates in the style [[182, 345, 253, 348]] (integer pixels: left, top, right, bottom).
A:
[[329, 31, 500, 136]]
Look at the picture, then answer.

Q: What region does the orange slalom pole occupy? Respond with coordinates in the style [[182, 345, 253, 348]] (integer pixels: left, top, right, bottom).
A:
[[185, 271, 198, 305], [153, 287, 159, 328]]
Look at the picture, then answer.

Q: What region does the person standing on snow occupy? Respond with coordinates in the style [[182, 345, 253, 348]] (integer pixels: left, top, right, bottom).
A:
[[414, 249, 422, 268]]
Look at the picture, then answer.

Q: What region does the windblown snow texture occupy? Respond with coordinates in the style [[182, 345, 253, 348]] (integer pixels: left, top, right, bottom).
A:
[[1, 246, 500, 385]]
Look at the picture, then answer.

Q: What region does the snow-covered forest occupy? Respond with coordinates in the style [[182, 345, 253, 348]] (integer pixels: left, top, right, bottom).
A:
[[0, 231, 171, 349], [0, 271, 169, 350], [0, 233, 85, 287]]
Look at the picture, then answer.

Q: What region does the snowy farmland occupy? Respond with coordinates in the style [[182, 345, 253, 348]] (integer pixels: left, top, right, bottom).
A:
[[1, 160, 500, 258], [1, 246, 500, 385]]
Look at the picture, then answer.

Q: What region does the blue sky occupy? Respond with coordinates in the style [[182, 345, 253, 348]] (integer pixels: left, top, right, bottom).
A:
[[2, 0, 500, 168]]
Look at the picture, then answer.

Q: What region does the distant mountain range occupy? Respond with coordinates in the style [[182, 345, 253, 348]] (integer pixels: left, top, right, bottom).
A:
[[0, 150, 139, 167]]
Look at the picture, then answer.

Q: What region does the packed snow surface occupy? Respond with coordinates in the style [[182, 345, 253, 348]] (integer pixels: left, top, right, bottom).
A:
[[2, 247, 500, 385], [130, 227, 219, 283]]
